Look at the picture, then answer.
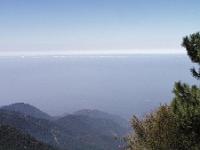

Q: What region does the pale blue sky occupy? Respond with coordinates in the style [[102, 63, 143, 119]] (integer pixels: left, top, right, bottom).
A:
[[0, 0, 200, 54]]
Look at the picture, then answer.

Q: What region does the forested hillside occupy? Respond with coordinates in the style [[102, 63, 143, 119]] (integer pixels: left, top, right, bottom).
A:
[[0, 125, 58, 150]]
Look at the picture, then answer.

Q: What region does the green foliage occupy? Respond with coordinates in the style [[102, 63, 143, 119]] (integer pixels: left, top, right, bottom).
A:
[[172, 82, 200, 118], [126, 105, 180, 150], [182, 32, 200, 79], [126, 84, 200, 150], [171, 82, 200, 149]]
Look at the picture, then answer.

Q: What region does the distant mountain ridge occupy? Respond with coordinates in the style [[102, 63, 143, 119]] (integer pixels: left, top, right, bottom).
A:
[[0, 103, 128, 150], [1, 103, 52, 120]]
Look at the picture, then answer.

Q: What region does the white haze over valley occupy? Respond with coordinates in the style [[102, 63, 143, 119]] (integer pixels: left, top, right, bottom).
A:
[[0, 53, 196, 119]]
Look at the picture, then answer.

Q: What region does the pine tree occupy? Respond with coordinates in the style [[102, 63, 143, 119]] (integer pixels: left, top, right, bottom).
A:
[[182, 32, 200, 80], [170, 32, 200, 149], [126, 32, 200, 150]]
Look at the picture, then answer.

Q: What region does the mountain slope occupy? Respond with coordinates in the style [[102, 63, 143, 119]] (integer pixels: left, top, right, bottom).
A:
[[0, 125, 58, 150], [56, 114, 126, 136], [74, 109, 129, 129], [1, 103, 52, 120], [55, 114, 126, 150]]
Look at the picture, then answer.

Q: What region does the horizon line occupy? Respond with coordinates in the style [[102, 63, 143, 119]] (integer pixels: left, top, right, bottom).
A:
[[0, 49, 186, 56]]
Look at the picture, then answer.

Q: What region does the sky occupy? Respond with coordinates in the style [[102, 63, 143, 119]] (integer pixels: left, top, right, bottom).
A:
[[0, 0, 200, 54]]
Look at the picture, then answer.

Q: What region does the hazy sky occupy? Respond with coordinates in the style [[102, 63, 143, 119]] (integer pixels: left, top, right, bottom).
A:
[[0, 0, 200, 53]]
